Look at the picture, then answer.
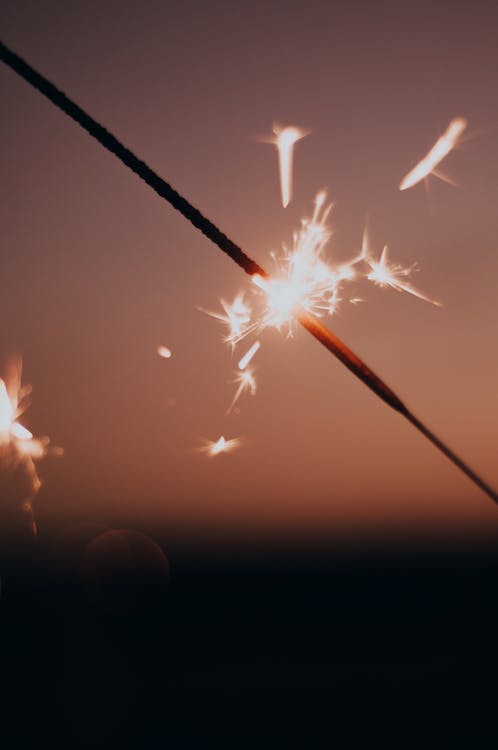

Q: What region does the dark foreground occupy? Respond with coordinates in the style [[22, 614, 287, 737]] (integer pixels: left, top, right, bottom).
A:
[[1, 525, 497, 748]]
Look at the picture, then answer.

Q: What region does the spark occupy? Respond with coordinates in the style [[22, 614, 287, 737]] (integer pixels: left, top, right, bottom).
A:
[[201, 293, 255, 348], [227, 368, 257, 414], [157, 345, 172, 359], [366, 246, 441, 306], [238, 341, 261, 370], [202, 435, 242, 457], [0, 356, 62, 534], [206, 193, 437, 347], [271, 124, 309, 207], [399, 117, 467, 191]]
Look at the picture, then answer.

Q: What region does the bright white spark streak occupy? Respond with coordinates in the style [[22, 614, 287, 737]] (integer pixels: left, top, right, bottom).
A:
[[238, 341, 261, 370], [227, 369, 257, 414], [157, 345, 172, 359], [399, 117, 467, 191], [202, 435, 241, 457], [367, 246, 441, 306], [272, 125, 309, 207], [201, 293, 255, 348]]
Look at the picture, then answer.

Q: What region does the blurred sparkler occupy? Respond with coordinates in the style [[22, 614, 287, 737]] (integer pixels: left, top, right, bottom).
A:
[[0, 356, 62, 535], [399, 117, 467, 191]]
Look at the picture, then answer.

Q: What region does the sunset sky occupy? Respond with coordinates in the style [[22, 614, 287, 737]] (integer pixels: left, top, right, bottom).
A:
[[1, 0, 498, 536]]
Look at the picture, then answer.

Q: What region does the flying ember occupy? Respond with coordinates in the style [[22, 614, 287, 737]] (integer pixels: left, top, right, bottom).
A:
[[202, 435, 242, 457], [270, 124, 308, 207], [157, 345, 172, 359], [238, 341, 261, 370], [399, 117, 467, 191]]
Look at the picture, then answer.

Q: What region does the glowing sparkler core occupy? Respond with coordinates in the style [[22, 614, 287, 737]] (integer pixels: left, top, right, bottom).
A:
[[399, 117, 467, 191], [206, 192, 437, 351], [272, 124, 308, 207], [203, 435, 241, 457], [0, 357, 61, 534]]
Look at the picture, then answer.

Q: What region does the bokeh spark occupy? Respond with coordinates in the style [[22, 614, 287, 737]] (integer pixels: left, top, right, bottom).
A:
[[0, 356, 61, 532], [157, 345, 172, 359], [399, 117, 467, 191]]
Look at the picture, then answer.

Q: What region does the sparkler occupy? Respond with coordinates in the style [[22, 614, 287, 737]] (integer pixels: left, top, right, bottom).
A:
[[268, 125, 308, 207], [0, 356, 61, 535], [1, 40, 496, 502], [399, 117, 467, 191]]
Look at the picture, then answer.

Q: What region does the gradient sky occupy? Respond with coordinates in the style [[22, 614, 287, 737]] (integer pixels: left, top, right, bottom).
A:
[[1, 0, 498, 536]]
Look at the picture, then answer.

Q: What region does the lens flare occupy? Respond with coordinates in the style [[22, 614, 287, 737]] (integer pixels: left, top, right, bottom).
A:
[[399, 117, 467, 191]]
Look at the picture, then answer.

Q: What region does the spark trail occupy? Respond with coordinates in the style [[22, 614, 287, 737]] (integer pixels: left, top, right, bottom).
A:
[[271, 125, 308, 207], [399, 117, 467, 191]]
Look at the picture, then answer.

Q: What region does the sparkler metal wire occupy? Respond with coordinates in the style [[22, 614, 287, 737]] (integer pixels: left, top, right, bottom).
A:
[[1, 39, 496, 503]]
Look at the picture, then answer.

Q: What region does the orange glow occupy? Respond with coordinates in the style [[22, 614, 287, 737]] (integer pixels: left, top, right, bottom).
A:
[[399, 117, 467, 191]]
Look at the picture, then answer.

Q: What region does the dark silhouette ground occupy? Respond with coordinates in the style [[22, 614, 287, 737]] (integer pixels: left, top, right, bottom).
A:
[[1, 521, 497, 748]]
